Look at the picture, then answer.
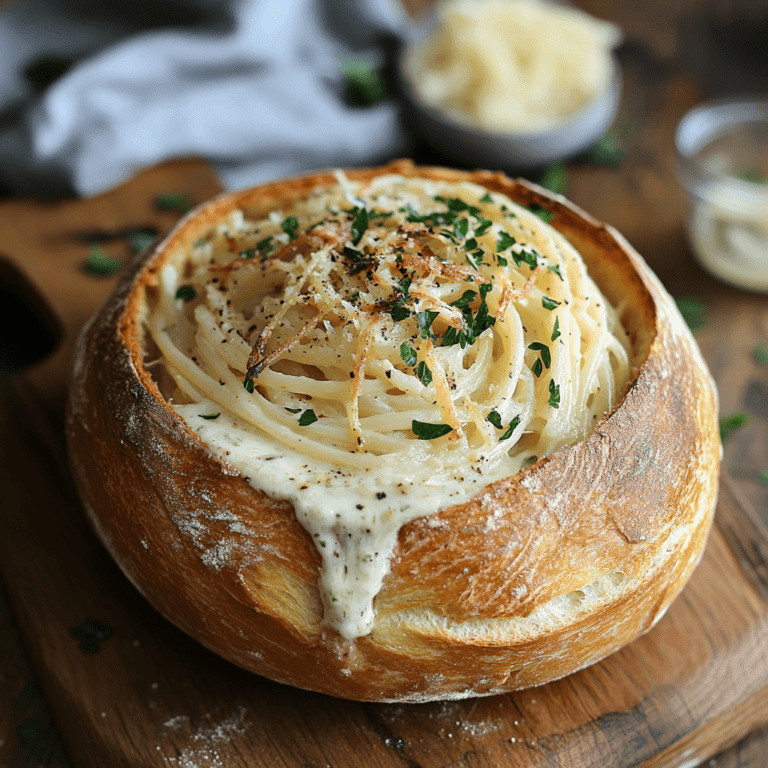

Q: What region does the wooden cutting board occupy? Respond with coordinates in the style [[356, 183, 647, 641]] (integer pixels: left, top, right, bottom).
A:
[[1, 155, 768, 768]]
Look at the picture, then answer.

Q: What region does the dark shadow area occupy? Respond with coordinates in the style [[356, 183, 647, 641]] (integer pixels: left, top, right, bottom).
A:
[[680, 7, 768, 96], [0, 257, 63, 375]]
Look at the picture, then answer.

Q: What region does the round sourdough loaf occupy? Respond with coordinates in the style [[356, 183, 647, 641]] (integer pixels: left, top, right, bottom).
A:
[[67, 160, 720, 702]]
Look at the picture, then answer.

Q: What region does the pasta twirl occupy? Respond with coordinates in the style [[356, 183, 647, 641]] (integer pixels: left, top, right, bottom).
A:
[[145, 173, 631, 639]]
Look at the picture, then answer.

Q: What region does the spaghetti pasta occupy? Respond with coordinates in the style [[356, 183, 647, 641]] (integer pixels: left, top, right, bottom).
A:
[[144, 173, 632, 639]]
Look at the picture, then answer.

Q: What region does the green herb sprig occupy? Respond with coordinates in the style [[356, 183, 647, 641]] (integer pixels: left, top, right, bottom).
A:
[[85, 245, 122, 276], [298, 409, 318, 426], [412, 420, 453, 440], [675, 297, 707, 332], [720, 411, 749, 442], [175, 285, 196, 302], [441, 283, 496, 348], [487, 411, 520, 441], [155, 193, 193, 214], [540, 163, 568, 195], [281, 216, 300, 241], [753, 345, 768, 366], [528, 341, 551, 377], [548, 379, 561, 409], [340, 57, 387, 107]]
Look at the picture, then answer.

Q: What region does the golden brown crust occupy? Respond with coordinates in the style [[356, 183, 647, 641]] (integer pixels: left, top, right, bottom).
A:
[[66, 160, 720, 702]]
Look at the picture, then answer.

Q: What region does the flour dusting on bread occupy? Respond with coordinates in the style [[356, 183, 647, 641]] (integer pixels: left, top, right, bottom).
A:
[[143, 174, 631, 639]]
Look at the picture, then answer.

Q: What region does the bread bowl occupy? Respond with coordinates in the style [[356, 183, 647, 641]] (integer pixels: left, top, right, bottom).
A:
[[66, 160, 720, 702]]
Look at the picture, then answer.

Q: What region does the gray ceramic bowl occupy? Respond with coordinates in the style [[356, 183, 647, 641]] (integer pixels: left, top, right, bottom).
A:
[[398, 20, 622, 171]]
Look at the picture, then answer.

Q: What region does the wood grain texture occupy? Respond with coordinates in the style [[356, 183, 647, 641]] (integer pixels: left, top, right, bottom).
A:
[[1, 357, 768, 766], [1, 153, 768, 765], [3, 0, 768, 763]]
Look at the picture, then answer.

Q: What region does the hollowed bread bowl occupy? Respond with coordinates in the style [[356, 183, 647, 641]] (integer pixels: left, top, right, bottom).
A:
[[67, 160, 720, 702]]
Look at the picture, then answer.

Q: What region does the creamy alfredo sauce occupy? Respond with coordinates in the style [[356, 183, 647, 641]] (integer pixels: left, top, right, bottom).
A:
[[178, 403, 487, 639], [146, 173, 631, 639]]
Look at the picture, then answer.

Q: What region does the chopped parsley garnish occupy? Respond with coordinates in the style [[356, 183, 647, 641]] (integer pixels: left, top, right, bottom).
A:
[[340, 57, 387, 107], [497, 231, 516, 252], [542, 295, 561, 310], [285, 407, 301, 413], [243, 378, 255, 394], [583, 130, 625, 166], [496, 230, 536, 269], [281, 216, 300, 241], [298, 409, 318, 426], [400, 343, 417, 366], [417, 310, 439, 340], [465, 246, 485, 270], [85, 245, 122, 276], [155, 193, 193, 214], [548, 379, 561, 408], [500, 416, 521, 441], [343, 245, 374, 275], [412, 420, 453, 440], [416, 361, 433, 387], [480, 192, 493, 203], [441, 283, 496, 348], [388, 299, 411, 322], [759, 469, 768, 486], [675, 296, 707, 332], [199, 413, 220, 420], [350, 206, 369, 245], [435, 196, 480, 216], [487, 411, 520, 441], [243, 235, 276, 259], [551, 316, 561, 341], [548, 264, 563, 280], [753, 345, 768, 366], [719, 411, 749, 443], [69, 618, 113, 654], [128, 228, 157, 254], [474, 218, 493, 236], [528, 342, 551, 375], [175, 285, 196, 302], [450, 290, 477, 310], [397, 276, 412, 294], [476, 282, 495, 324], [512, 247, 539, 270], [527, 204, 554, 223], [540, 163, 568, 195]]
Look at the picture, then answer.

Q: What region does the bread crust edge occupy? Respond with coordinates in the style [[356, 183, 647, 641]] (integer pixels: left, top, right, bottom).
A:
[[66, 160, 720, 702]]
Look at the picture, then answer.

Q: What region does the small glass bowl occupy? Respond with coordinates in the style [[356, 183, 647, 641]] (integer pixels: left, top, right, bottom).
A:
[[675, 97, 768, 292]]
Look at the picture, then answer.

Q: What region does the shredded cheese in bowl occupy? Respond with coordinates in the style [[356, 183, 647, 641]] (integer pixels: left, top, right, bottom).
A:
[[403, 0, 622, 133], [144, 173, 631, 640]]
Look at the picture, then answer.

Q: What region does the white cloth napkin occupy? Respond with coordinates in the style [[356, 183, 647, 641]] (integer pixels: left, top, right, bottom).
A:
[[0, 0, 410, 196]]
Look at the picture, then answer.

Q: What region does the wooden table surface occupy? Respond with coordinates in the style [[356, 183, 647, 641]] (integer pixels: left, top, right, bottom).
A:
[[3, 1, 768, 766]]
